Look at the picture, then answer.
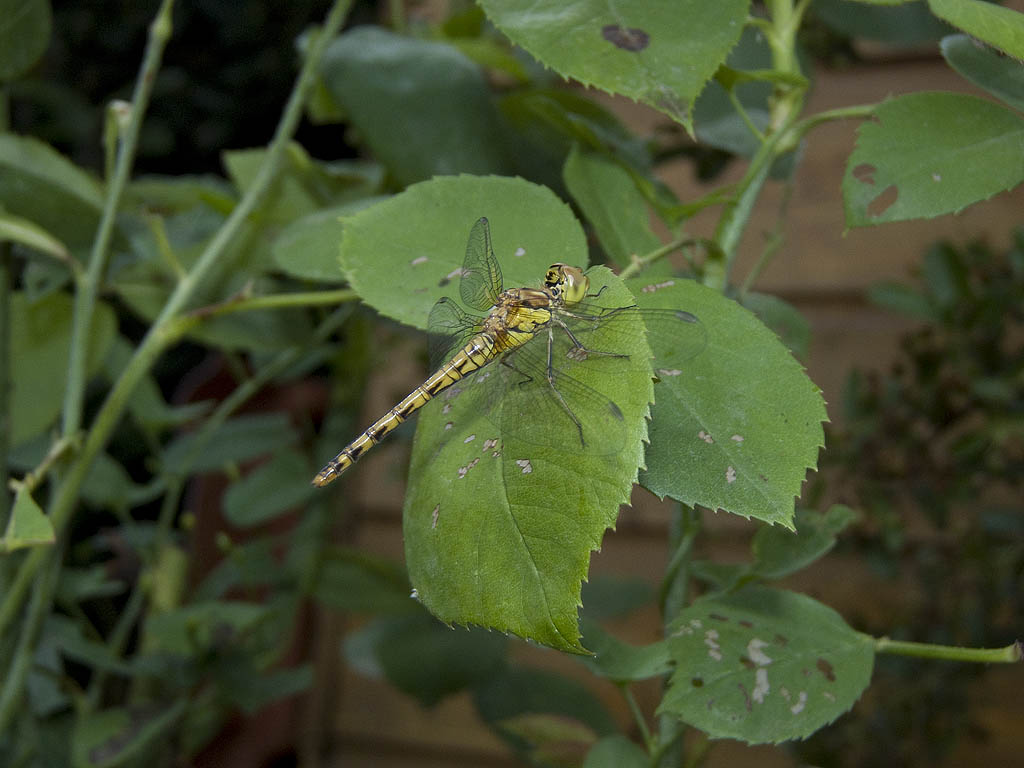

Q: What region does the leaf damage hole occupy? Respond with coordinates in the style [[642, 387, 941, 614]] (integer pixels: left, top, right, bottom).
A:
[[867, 185, 899, 218], [790, 690, 808, 715], [726, 466, 737, 484], [852, 163, 876, 185], [601, 24, 650, 51], [464, 434, 476, 444], [816, 657, 836, 682], [410, 256, 428, 266], [657, 368, 682, 377], [457, 457, 480, 478], [698, 430, 714, 444], [431, 504, 439, 529], [515, 458, 533, 474], [752, 668, 770, 703], [514, 246, 526, 257]]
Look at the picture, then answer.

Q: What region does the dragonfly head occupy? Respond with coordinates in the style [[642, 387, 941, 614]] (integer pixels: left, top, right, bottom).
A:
[[545, 263, 589, 305]]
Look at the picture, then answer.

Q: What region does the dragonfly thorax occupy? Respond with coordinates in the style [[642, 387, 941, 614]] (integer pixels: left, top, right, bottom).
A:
[[544, 263, 589, 307]]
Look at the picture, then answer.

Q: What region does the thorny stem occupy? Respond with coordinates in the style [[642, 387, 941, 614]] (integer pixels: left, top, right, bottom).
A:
[[0, 0, 354, 655], [620, 238, 697, 281], [62, 0, 176, 440], [0, 86, 12, 533]]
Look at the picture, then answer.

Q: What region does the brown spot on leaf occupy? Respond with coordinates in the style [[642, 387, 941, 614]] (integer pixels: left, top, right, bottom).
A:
[[739, 620, 753, 628], [602, 24, 650, 51], [852, 163, 876, 184], [867, 185, 899, 218], [691, 677, 704, 687], [774, 634, 789, 646], [739, 656, 755, 670], [817, 658, 836, 682], [709, 613, 729, 622], [738, 683, 752, 711]]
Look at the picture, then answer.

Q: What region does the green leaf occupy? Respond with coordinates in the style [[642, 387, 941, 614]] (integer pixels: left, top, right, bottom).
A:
[[0, 0, 51, 81], [740, 291, 811, 361], [143, 601, 270, 656], [635, 279, 826, 527], [161, 412, 299, 475], [0, 209, 70, 262], [579, 619, 671, 681], [866, 282, 934, 320], [563, 145, 661, 268], [1, 487, 54, 552], [0, 134, 105, 251], [929, 0, 1024, 60], [584, 735, 648, 768], [658, 586, 874, 744], [223, 451, 316, 527], [403, 268, 653, 654], [843, 92, 1024, 227], [579, 574, 654, 620], [339, 175, 584, 331], [751, 505, 859, 580], [941, 33, 1024, 114], [812, 0, 951, 45], [312, 547, 417, 615], [10, 291, 116, 446], [478, 0, 750, 132], [474, 665, 617, 737], [271, 197, 384, 282], [497, 713, 598, 765], [320, 26, 509, 186], [345, 613, 508, 707], [71, 701, 186, 768]]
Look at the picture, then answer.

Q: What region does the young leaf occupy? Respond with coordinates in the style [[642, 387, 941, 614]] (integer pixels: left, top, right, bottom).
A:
[[313, 547, 417, 615], [0, 210, 71, 263], [929, 0, 1024, 60], [223, 451, 316, 527], [0, 134, 105, 251], [843, 92, 1024, 227], [563, 145, 661, 269], [403, 270, 653, 654], [0, 0, 51, 80], [579, 619, 672, 682], [161, 412, 299, 475], [10, 291, 116, 446], [71, 701, 187, 768], [658, 586, 874, 744], [478, 0, 749, 132], [584, 735, 648, 768], [338, 174, 584, 331], [345, 614, 508, 707], [271, 198, 383, 282], [941, 34, 1024, 114], [2, 487, 55, 553], [320, 26, 509, 186], [750, 505, 859, 580], [635, 279, 826, 528]]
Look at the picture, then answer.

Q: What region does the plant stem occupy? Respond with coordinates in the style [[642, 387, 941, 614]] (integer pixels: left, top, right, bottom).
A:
[[192, 288, 357, 320], [655, 505, 701, 768], [62, 0, 175, 439], [0, 0, 354, 642], [620, 238, 697, 281], [0, 544, 62, 733], [873, 636, 1022, 664], [619, 683, 653, 753], [0, 86, 11, 532]]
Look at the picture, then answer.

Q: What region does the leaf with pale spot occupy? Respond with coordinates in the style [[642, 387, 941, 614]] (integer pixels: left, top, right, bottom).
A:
[[659, 586, 874, 743]]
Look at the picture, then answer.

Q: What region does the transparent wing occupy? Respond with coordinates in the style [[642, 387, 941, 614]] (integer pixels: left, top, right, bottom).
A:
[[459, 217, 503, 312], [427, 297, 485, 370], [462, 341, 631, 456]]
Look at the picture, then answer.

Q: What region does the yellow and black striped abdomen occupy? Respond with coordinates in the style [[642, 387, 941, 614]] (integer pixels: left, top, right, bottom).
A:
[[312, 332, 501, 486]]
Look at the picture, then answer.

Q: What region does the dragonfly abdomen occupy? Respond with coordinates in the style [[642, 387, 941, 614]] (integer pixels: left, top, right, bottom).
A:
[[312, 332, 501, 486]]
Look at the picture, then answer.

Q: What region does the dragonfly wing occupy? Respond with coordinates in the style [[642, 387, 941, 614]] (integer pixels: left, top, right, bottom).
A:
[[466, 336, 630, 456], [427, 297, 485, 370], [459, 217, 503, 312]]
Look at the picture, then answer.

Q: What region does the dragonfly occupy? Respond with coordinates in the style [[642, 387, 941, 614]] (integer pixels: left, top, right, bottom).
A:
[[313, 217, 704, 487]]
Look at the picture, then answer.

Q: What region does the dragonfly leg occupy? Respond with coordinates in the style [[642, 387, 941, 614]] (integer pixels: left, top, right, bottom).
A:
[[545, 326, 586, 446], [553, 316, 629, 361]]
